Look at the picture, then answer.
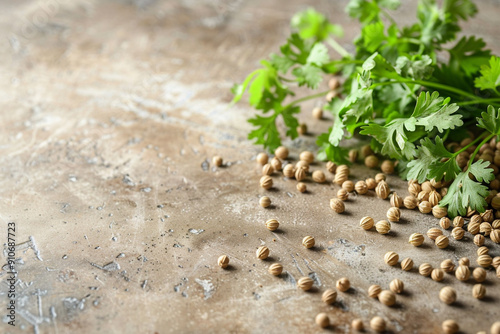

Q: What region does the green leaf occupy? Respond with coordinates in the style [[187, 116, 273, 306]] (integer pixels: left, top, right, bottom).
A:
[[477, 105, 500, 135], [291, 8, 343, 41], [411, 91, 463, 132], [361, 21, 386, 53], [292, 64, 323, 88], [247, 114, 281, 151], [395, 55, 434, 80], [316, 132, 350, 164], [282, 106, 300, 139], [474, 56, 500, 93], [443, 0, 477, 21], [306, 43, 330, 66], [448, 36, 491, 77], [441, 160, 493, 217], [325, 99, 345, 146], [270, 54, 295, 73]]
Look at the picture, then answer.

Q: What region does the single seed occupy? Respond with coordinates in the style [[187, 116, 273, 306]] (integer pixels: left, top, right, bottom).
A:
[[459, 257, 469, 266], [349, 149, 358, 163], [442, 319, 459, 334], [365, 155, 379, 168], [401, 258, 413, 271], [390, 192, 403, 207], [439, 286, 456, 304], [435, 235, 449, 249], [297, 182, 307, 193], [342, 180, 354, 193], [441, 259, 455, 273], [262, 164, 274, 176], [352, 318, 363, 331], [491, 229, 500, 243], [477, 246, 489, 256], [265, 219, 279, 231], [468, 221, 481, 235], [404, 196, 418, 209], [256, 246, 269, 260], [408, 183, 421, 197], [312, 170, 325, 183], [315, 313, 329, 328], [474, 234, 485, 246], [376, 220, 391, 234], [472, 284, 486, 299], [384, 251, 399, 266], [270, 157, 282, 171], [479, 222, 492, 236], [477, 254, 492, 268], [260, 175, 273, 190], [427, 228, 443, 240], [355, 180, 368, 194], [312, 107, 323, 120], [366, 178, 377, 189], [378, 290, 396, 306], [337, 188, 349, 201], [418, 191, 429, 202], [302, 236, 315, 249], [321, 288, 337, 304], [491, 322, 500, 334], [409, 233, 424, 246], [256, 153, 268, 165], [389, 279, 404, 294], [326, 161, 337, 173], [295, 167, 307, 181], [387, 207, 400, 222], [274, 146, 288, 160], [297, 277, 314, 291], [418, 201, 432, 214], [218, 255, 229, 269], [419, 263, 433, 276], [330, 198, 345, 213], [431, 268, 445, 282], [299, 151, 314, 164], [493, 256, 500, 268], [432, 205, 448, 218], [453, 216, 464, 228], [455, 265, 470, 281], [283, 164, 295, 178], [368, 284, 382, 298], [440, 217, 451, 229], [451, 227, 465, 240], [370, 316, 386, 333], [375, 181, 390, 199], [381, 160, 394, 174], [472, 267, 487, 282], [360, 216, 374, 230], [429, 191, 442, 207], [375, 173, 386, 183], [212, 156, 223, 167], [328, 77, 340, 90], [259, 196, 271, 208], [268, 263, 283, 276], [336, 277, 350, 292]]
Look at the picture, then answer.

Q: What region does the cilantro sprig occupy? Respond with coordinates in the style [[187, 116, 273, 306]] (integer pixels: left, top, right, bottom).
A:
[[232, 0, 500, 216]]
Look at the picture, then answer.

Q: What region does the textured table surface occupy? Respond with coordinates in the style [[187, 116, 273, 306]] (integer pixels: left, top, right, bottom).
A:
[[1, 1, 500, 333]]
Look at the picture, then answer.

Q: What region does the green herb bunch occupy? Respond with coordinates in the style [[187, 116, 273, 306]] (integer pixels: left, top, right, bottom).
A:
[[232, 0, 500, 217]]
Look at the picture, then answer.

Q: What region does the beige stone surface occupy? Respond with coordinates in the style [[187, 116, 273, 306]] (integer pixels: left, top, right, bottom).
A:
[[1, 1, 500, 333]]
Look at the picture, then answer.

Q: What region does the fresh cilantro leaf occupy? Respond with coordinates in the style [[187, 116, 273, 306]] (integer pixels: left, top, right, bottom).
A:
[[248, 114, 281, 151], [361, 21, 386, 53], [282, 106, 300, 139], [270, 54, 295, 73], [325, 99, 345, 146], [411, 91, 463, 132], [291, 8, 342, 41], [395, 55, 434, 80], [279, 33, 315, 65], [441, 160, 494, 217], [292, 64, 323, 88], [477, 105, 500, 135], [346, 0, 400, 25], [448, 36, 490, 77], [442, 0, 477, 21], [306, 43, 330, 66], [474, 56, 500, 93], [316, 132, 350, 164]]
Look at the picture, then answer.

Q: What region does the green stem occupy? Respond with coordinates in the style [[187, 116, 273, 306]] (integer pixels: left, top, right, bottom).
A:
[[370, 79, 478, 100], [284, 90, 331, 109], [279, 76, 296, 83], [453, 132, 489, 157], [457, 98, 500, 106], [326, 38, 351, 58], [467, 133, 495, 169]]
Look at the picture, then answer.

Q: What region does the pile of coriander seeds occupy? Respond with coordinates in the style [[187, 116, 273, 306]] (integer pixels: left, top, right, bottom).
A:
[[212, 146, 500, 334]]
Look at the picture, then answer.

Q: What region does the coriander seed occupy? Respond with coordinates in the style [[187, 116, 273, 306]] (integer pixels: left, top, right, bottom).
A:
[[378, 290, 396, 306], [334, 168, 348, 185], [375, 220, 391, 234], [375, 173, 386, 183], [360, 216, 374, 230], [349, 149, 358, 163], [473, 267, 486, 282], [418, 191, 429, 202], [387, 207, 400, 222], [370, 316, 386, 333], [355, 180, 368, 194], [265, 219, 279, 231], [259, 196, 271, 208], [409, 233, 424, 246], [491, 229, 500, 243], [365, 155, 379, 168], [468, 221, 481, 235], [256, 246, 270, 260], [389, 279, 404, 294], [312, 170, 326, 183], [491, 322, 500, 334], [328, 77, 340, 90], [401, 258, 413, 271], [474, 234, 485, 246], [384, 251, 399, 266], [442, 320, 459, 334], [352, 318, 363, 331], [432, 205, 448, 218], [472, 284, 486, 299], [218, 255, 229, 269], [212, 156, 223, 167], [431, 268, 445, 282], [268, 263, 283, 276], [337, 188, 349, 201], [270, 157, 282, 171], [435, 235, 449, 249], [283, 164, 295, 178], [295, 167, 307, 181], [459, 257, 469, 266], [322, 288, 337, 304], [274, 146, 288, 160], [256, 152, 268, 165], [312, 107, 323, 120], [297, 182, 307, 193], [302, 236, 315, 249], [299, 151, 314, 164], [477, 246, 489, 256], [342, 180, 354, 192], [404, 196, 418, 209], [453, 216, 464, 227], [429, 190, 441, 207], [330, 198, 345, 213], [375, 181, 390, 199], [418, 201, 432, 214], [381, 160, 394, 174], [368, 284, 382, 298], [479, 222, 492, 236], [408, 183, 421, 196], [492, 256, 500, 268], [419, 263, 433, 276], [477, 254, 492, 268], [260, 175, 273, 190], [390, 193, 403, 207], [326, 161, 336, 173], [297, 276, 314, 291], [336, 277, 350, 292], [455, 265, 470, 281], [262, 163, 274, 176], [315, 313, 329, 328], [451, 227, 465, 240], [366, 178, 376, 189], [439, 286, 456, 304], [440, 217, 451, 229], [441, 259, 455, 273]]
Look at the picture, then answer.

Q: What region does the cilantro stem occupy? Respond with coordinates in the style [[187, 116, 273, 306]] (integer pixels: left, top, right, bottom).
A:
[[326, 38, 351, 58], [453, 132, 489, 157], [279, 76, 296, 83], [370, 79, 478, 100], [457, 98, 500, 107], [284, 90, 331, 109], [467, 133, 495, 169]]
